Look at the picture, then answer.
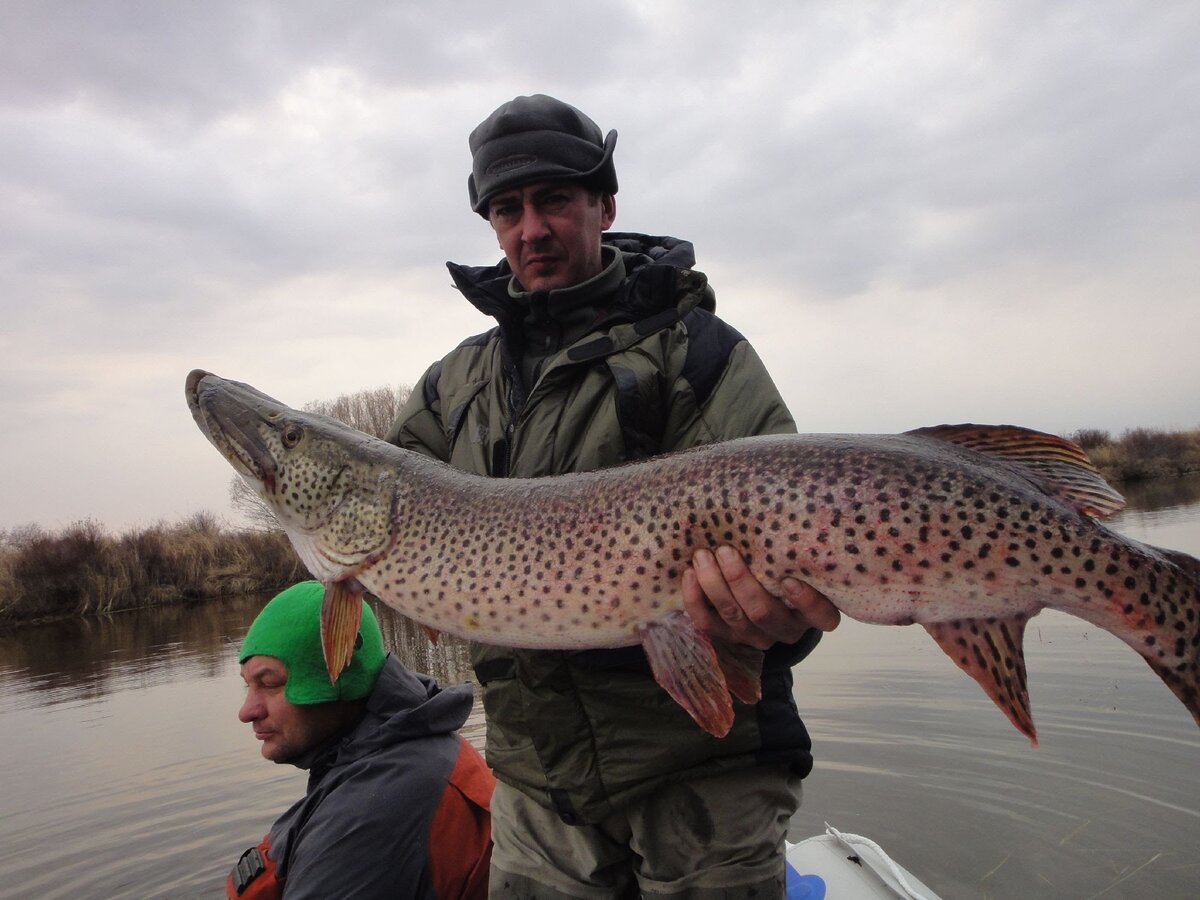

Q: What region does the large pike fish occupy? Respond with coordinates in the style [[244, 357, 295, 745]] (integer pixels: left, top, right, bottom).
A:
[[186, 370, 1200, 743]]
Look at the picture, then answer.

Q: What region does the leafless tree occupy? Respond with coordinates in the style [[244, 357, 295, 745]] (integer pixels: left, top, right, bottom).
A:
[[230, 383, 412, 531]]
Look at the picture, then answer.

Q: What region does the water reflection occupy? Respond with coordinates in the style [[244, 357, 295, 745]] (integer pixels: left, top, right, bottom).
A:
[[1113, 473, 1200, 513], [0, 594, 270, 712], [0, 594, 475, 713], [1108, 474, 1200, 555]]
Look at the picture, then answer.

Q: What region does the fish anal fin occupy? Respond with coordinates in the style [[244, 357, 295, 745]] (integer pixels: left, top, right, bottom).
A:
[[639, 611, 734, 737], [924, 615, 1038, 746], [712, 639, 764, 705], [907, 424, 1125, 519], [320, 580, 364, 684]]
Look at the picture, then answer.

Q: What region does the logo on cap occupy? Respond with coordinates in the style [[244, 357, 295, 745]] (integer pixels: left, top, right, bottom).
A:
[[486, 154, 537, 176]]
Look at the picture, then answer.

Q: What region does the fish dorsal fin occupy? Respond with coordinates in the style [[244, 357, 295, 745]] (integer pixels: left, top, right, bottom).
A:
[[906, 424, 1126, 519]]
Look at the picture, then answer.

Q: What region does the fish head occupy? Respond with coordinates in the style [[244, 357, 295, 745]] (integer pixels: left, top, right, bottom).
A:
[[186, 370, 398, 581]]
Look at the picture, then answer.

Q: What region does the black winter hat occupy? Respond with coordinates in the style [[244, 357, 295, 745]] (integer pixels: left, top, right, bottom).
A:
[[468, 94, 618, 216]]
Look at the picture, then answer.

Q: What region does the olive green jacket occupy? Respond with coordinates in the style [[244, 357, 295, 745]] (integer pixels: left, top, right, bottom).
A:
[[386, 233, 817, 823]]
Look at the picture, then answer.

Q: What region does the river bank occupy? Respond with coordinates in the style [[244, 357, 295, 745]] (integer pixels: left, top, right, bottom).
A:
[[1075, 426, 1200, 482], [0, 514, 305, 627]]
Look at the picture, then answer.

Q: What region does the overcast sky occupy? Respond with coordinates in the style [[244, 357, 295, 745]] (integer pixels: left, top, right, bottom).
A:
[[3, 1, 1198, 532]]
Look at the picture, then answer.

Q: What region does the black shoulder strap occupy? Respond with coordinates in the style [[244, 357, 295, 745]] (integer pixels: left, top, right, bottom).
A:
[[609, 362, 666, 461], [680, 308, 745, 409]]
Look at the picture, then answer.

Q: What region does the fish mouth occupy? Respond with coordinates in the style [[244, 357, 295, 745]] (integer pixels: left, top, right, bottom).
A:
[[186, 369, 279, 493]]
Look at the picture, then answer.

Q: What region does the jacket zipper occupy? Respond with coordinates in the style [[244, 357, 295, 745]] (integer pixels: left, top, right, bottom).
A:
[[493, 379, 519, 478]]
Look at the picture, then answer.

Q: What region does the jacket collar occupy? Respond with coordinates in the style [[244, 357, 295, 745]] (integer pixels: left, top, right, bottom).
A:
[[445, 232, 707, 325], [302, 656, 474, 783]]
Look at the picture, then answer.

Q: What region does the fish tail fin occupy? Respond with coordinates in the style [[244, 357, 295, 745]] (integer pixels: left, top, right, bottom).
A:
[[1142, 547, 1200, 729]]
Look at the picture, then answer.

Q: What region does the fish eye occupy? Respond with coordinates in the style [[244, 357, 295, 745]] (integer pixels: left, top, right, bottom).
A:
[[281, 424, 304, 448]]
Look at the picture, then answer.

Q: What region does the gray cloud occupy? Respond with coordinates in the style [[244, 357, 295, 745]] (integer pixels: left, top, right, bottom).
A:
[[1, 0, 1197, 529]]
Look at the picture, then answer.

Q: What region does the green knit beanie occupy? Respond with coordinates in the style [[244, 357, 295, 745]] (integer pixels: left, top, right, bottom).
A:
[[239, 581, 386, 704]]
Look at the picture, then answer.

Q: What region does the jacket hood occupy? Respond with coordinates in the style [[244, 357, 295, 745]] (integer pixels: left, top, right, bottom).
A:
[[599, 231, 697, 271], [307, 656, 474, 776]]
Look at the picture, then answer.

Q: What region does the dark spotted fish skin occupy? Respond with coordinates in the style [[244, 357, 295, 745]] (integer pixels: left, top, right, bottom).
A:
[[377, 434, 1097, 639], [186, 370, 1200, 742]]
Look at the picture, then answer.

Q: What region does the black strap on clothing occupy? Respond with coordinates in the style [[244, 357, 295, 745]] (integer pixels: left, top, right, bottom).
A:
[[474, 656, 516, 684], [609, 363, 666, 461], [679, 308, 745, 409], [421, 360, 444, 409], [231, 846, 265, 895], [546, 788, 579, 825], [566, 336, 615, 362]]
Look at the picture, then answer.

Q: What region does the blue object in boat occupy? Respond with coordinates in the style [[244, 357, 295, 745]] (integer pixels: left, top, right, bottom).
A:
[[785, 862, 827, 899]]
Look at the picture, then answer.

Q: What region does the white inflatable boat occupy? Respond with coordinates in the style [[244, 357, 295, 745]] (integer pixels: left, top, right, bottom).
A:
[[786, 825, 944, 899]]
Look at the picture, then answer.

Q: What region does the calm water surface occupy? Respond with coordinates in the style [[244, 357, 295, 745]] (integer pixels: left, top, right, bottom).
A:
[[2, 476, 1198, 898]]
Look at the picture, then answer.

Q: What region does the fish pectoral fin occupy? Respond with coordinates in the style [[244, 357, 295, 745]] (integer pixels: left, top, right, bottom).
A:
[[420, 624, 441, 645], [712, 639, 764, 705], [923, 616, 1038, 747], [639, 611, 735, 738], [320, 580, 364, 684]]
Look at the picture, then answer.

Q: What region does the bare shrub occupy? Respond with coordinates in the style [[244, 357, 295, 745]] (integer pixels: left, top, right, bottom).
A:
[[4, 519, 113, 618], [234, 531, 307, 585], [1072, 426, 1200, 482], [1071, 429, 1111, 451], [1116, 427, 1200, 479], [230, 478, 281, 533], [0, 516, 309, 625], [306, 384, 412, 439]]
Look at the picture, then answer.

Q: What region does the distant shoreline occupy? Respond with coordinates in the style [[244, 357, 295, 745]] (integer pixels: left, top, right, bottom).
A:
[[3, 426, 1197, 627], [1073, 426, 1200, 483], [0, 513, 305, 629]]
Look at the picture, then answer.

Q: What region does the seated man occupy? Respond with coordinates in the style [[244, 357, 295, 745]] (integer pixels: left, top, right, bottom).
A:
[[227, 581, 494, 899]]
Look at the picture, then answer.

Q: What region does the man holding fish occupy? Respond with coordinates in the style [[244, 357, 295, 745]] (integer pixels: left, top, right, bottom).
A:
[[384, 94, 841, 899]]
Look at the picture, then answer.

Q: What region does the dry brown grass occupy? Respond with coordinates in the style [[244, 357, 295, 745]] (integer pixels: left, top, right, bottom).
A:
[[1071, 427, 1200, 483], [0, 516, 306, 626]]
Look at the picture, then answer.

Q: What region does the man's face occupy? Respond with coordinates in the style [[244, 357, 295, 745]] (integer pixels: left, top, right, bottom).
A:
[[238, 656, 357, 764], [487, 181, 616, 292]]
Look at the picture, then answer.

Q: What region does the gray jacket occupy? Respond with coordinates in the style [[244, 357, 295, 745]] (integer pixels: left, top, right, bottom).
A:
[[266, 656, 490, 898]]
